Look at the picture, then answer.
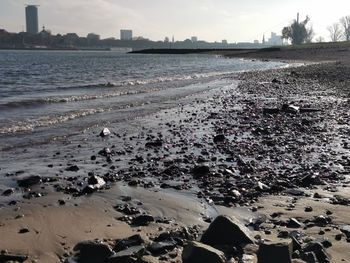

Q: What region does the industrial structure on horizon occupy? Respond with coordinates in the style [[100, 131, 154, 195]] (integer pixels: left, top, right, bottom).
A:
[[120, 30, 133, 41], [25, 5, 39, 34]]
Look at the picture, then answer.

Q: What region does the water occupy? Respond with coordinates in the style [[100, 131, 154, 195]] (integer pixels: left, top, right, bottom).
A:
[[0, 50, 284, 150]]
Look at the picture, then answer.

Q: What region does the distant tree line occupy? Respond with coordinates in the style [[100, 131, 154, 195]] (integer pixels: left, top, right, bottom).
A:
[[0, 29, 265, 50]]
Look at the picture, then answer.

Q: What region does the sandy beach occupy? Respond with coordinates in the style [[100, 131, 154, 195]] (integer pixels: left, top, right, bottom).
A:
[[1, 46, 350, 263]]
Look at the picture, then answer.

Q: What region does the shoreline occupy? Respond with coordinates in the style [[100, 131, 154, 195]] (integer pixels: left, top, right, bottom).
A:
[[1, 51, 350, 262]]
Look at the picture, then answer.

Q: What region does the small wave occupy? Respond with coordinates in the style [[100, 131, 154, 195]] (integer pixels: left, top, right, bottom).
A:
[[0, 108, 108, 134], [0, 90, 147, 109]]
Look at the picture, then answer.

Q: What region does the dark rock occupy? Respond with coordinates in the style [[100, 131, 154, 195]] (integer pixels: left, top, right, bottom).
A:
[[200, 215, 254, 246], [2, 188, 14, 196], [305, 206, 313, 212], [145, 139, 163, 148], [0, 253, 28, 262], [303, 242, 331, 263], [287, 218, 303, 228], [17, 175, 42, 188], [213, 134, 226, 144], [66, 165, 80, 172], [192, 165, 210, 178], [18, 228, 29, 234], [114, 234, 145, 252], [182, 241, 226, 263], [73, 240, 113, 263], [147, 241, 177, 255], [257, 240, 293, 263], [132, 214, 154, 226]]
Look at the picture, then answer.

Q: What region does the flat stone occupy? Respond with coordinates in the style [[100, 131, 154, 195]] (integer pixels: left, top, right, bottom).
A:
[[0, 253, 28, 262], [257, 240, 293, 263], [200, 215, 254, 246], [182, 241, 226, 263], [114, 234, 145, 252], [17, 175, 42, 188]]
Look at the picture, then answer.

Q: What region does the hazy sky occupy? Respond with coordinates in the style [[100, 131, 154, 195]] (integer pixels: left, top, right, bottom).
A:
[[1, 0, 349, 42]]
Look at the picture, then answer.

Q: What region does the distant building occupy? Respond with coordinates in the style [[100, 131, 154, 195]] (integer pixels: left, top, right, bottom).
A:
[[120, 30, 132, 40], [87, 33, 100, 41], [254, 40, 259, 44], [267, 32, 283, 46], [222, 40, 228, 45], [164, 37, 170, 43], [191, 36, 198, 42], [26, 5, 39, 34]]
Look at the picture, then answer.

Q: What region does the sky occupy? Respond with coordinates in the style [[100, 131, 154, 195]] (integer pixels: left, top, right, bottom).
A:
[[1, 0, 349, 43]]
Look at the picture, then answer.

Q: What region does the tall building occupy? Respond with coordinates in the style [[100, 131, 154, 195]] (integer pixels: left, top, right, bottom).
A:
[[120, 30, 132, 40], [26, 5, 39, 34]]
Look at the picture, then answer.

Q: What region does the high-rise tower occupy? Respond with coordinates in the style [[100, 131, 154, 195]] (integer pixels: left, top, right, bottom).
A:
[[26, 5, 39, 34]]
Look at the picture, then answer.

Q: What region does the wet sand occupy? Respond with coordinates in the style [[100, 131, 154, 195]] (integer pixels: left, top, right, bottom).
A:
[[0, 47, 350, 262]]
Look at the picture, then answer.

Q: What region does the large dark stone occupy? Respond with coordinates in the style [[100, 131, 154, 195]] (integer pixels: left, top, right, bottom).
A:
[[147, 240, 177, 255], [0, 253, 28, 262], [200, 215, 254, 246], [182, 241, 226, 263], [192, 165, 210, 178], [213, 134, 226, 144], [17, 175, 42, 188], [73, 240, 113, 263], [132, 214, 155, 226], [257, 241, 293, 263], [114, 234, 145, 252]]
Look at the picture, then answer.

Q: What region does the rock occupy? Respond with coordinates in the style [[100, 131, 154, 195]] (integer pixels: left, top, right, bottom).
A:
[[17, 175, 42, 188], [138, 255, 159, 263], [257, 240, 293, 263], [82, 175, 106, 194], [304, 206, 313, 212], [106, 246, 145, 263], [114, 234, 145, 252], [0, 253, 28, 262], [100, 128, 111, 137], [287, 218, 303, 228], [132, 214, 154, 226], [18, 228, 29, 234], [182, 241, 226, 263], [66, 165, 80, 172], [73, 240, 113, 263], [282, 104, 300, 114], [147, 241, 177, 255], [213, 134, 226, 144], [145, 139, 163, 148], [303, 242, 331, 263], [340, 225, 350, 238], [200, 215, 254, 246], [2, 188, 14, 196], [192, 165, 210, 178]]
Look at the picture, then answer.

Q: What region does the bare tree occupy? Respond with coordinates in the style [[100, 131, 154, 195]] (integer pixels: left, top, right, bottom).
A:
[[328, 23, 342, 42], [340, 16, 350, 41], [316, 36, 325, 43]]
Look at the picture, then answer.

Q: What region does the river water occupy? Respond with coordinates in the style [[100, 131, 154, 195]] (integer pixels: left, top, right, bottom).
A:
[[0, 50, 284, 150]]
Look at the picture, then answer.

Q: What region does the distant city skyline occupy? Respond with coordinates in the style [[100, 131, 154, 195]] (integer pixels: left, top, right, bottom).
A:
[[1, 0, 350, 42]]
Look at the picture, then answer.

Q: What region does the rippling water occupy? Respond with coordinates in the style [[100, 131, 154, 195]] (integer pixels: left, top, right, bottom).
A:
[[0, 50, 284, 149]]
